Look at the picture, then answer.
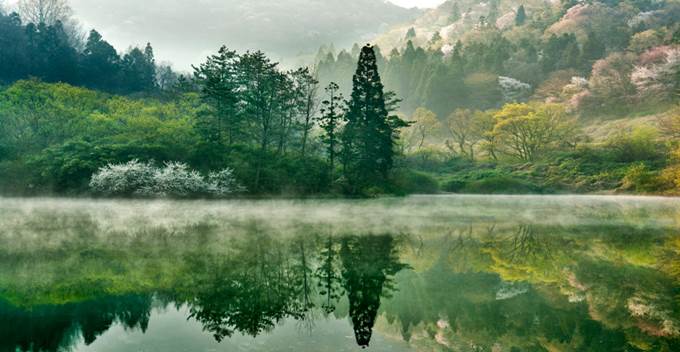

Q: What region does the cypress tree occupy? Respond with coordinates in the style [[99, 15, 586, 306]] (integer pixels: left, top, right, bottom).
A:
[[515, 5, 527, 26], [342, 45, 406, 193]]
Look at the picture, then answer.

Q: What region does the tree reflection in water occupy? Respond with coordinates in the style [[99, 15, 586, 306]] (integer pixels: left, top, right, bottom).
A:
[[177, 233, 408, 346], [340, 235, 409, 347], [2, 218, 680, 351]]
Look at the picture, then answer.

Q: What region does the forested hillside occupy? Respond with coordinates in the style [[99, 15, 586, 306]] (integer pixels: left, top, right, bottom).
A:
[[1, 0, 680, 197], [318, 0, 680, 195]]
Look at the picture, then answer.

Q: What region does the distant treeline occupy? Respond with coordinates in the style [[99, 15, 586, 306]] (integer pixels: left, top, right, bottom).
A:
[[0, 10, 167, 95]]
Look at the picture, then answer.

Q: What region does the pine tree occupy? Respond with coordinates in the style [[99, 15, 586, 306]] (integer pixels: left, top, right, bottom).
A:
[[80, 29, 121, 91], [429, 31, 442, 45], [515, 5, 527, 26], [405, 27, 416, 40], [318, 82, 343, 180], [342, 45, 407, 193], [193, 46, 241, 145], [120, 43, 156, 93]]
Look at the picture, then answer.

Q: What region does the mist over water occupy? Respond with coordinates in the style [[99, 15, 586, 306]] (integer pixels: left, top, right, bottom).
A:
[[2, 195, 679, 242]]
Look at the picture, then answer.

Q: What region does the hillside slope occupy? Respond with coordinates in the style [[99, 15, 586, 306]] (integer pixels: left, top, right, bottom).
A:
[[67, 0, 421, 69]]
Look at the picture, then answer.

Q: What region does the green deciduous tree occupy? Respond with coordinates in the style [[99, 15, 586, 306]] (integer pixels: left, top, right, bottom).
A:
[[493, 103, 577, 162]]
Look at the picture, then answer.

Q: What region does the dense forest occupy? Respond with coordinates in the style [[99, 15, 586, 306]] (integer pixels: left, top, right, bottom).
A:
[[1, 0, 680, 197], [316, 0, 680, 195], [0, 0, 410, 197]]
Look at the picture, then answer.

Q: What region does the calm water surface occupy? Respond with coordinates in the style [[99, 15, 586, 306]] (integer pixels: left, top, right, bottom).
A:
[[2, 195, 680, 351]]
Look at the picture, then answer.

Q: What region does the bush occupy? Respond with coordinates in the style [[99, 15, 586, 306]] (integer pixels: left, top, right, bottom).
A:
[[621, 163, 663, 193], [138, 162, 208, 197], [606, 127, 664, 163], [89, 160, 244, 198], [463, 176, 543, 194], [89, 159, 155, 196], [392, 170, 440, 194]]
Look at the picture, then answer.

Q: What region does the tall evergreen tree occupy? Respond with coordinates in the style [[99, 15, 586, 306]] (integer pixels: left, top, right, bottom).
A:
[[0, 12, 28, 82], [193, 46, 241, 146], [120, 43, 156, 93], [79, 30, 120, 91], [318, 82, 343, 179], [515, 5, 527, 26], [405, 27, 416, 40], [342, 45, 407, 192], [25, 21, 78, 84]]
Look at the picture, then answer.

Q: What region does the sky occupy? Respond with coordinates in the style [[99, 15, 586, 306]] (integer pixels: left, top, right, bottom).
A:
[[4, 0, 442, 70], [387, 0, 447, 8]]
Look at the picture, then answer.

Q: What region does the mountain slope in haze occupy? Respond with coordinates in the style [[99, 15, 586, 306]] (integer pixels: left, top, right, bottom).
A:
[[373, 0, 547, 52], [67, 0, 421, 69]]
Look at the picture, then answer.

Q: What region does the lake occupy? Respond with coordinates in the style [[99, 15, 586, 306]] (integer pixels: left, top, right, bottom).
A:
[[2, 195, 680, 351]]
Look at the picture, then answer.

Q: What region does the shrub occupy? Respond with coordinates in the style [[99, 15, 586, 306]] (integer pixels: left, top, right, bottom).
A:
[[89, 160, 155, 196], [207, 168, 246, 196], [89, 160, 243, 198], [661, 146, 680, 193], [444, 175, 542, 194], [621, 163, 663, 193], [606, 126, 663, 163], [139, 162, 208, 197], [392, 170, 440, 194]]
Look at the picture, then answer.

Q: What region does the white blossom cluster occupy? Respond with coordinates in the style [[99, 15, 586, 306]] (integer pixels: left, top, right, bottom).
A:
[[89, 160, 244, 198], [498, 76, 532, 103], [632, 47, 680, 101]]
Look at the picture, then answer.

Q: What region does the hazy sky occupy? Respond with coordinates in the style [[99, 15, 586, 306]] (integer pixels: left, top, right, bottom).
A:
[[387, 0, 447, 8], [6, 0, 432, 70]]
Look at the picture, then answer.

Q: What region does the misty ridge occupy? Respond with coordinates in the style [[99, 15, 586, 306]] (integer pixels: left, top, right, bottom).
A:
[[56, 0, 422, 68]]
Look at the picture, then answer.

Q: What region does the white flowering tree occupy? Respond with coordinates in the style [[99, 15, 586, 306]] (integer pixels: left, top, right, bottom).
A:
[[208, 168, 246, 196], [632, 47, 680, 101], [89, 160, 244, 198], [498, 76, 532, 103], [89, 160, 155, 196]]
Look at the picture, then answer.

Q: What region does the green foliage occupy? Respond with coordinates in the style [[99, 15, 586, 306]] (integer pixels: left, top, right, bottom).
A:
[[622, 162, 663, 193], [606, 126, 664, 163], [0, 11, 163, 94], [391, 169, 440, 194]]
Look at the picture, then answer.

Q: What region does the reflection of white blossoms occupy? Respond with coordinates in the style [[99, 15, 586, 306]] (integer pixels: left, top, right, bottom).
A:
[[627, 296, 680, 337], [496, 281, 529, 300]]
